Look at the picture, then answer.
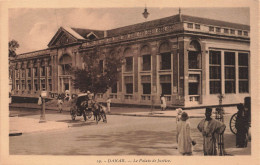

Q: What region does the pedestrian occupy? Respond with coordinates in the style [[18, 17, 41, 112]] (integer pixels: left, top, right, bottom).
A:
[[57, 94, 63, 113], [197, 108, 226, 156], [176, 112, 193, 155], [38, 95, 42, 105], [160, 94, 166, 111], [176, 108, 183, 124], [106, 97, 111, 114], [235, 103, 249, 148]]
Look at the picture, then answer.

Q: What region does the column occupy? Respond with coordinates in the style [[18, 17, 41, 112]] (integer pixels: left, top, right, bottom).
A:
[[23, 61, 28, 91], [37, 59, 41, 92], [235, 51, 239, 94], [18, 62, 22, 92], [30, 60, 34, 91], [221, 50, 225, 94], [44, 58, 49, 91]]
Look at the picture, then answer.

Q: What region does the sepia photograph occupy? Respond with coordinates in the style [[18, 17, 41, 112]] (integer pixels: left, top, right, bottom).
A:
[[1, 0, 259, 165]]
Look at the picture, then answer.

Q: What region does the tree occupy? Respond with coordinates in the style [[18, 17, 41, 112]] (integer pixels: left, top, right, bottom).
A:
[[9, 40, 19, 57], [73, 48, 124, 96]]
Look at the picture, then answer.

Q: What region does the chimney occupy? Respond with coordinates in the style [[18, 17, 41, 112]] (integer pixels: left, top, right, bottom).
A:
[[104, 30, 107, 38]]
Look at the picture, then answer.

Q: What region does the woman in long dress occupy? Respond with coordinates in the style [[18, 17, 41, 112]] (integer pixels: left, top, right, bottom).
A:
[[176, 112, 192, 155], [160, 94, 166, 111]]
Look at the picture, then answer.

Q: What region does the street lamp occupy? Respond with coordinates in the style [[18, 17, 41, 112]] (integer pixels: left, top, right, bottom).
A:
[[142, 6, 149, 20], [39, 90, 47, 123]]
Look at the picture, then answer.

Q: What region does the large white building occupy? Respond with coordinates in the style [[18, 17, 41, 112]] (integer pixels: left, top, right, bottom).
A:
[[9, 12, 250, 107]]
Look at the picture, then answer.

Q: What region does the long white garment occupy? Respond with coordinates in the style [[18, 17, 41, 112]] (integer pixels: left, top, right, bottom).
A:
[[177, 121, 192, 154], [160, 97, 166, 108]]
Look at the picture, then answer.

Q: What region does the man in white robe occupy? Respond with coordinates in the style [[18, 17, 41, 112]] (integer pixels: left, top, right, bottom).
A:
[[197, 108, 226, 155]]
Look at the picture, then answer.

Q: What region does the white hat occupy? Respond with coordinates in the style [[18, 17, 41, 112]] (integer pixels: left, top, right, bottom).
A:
[[176, 108, 183, 115]]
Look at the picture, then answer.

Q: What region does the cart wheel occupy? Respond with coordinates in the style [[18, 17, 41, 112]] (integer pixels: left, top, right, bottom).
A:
[[230, 113, 237, 134]]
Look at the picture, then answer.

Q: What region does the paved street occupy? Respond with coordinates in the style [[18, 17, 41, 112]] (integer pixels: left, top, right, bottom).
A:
[[9, 106, 251, 156]]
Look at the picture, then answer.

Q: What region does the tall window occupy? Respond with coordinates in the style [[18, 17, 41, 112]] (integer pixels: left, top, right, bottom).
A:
[[21, 69, 25, 78], [209, 51, 221, 94], [188, 51, 201, 69], [21, 80, 25, 90], [16, 80, 19, 90], [41, 66, 45, 76], [48, 66, 52, 76], [27, 68, 31, 77], [225, 52, 235, 93], [125, 57, 133, 72], [160, 75, 171, 95], [41, 79, 45, 90], [34, 67, 38, 77], [34, 80, 38, 91], [111, 83, 117, 93], [15, 69, 19, 78], [142, 55, 151, 71], [27, 80, 31, 90], [141, 76, 151, 94], [161, 52, 171, 70], [125, 76, 133, 94], [239, 53, 249, 93], [48, 79, 52, 91]]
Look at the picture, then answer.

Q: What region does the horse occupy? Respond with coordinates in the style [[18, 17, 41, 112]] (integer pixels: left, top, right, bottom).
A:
[[92, 102, 107, 124]]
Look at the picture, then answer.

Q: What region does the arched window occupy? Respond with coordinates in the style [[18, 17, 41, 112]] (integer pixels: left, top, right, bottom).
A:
[[188, 40, 201, 69], [159, 42, 171, 70], [59, 54, 72, 75], [123, 48, 133, 72], [140, 45, 151, 71]]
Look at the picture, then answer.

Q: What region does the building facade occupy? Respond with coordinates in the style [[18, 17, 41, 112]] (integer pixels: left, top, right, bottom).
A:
[[9, 13, 250, 107]]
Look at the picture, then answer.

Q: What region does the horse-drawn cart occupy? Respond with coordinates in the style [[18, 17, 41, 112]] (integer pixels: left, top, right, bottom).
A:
[[69, 93, 107, 124]]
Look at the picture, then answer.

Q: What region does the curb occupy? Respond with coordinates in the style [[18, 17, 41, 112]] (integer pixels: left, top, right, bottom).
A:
[[109, 113, 204, 118]]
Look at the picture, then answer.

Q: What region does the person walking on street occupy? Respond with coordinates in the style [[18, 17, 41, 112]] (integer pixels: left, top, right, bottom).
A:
[[235, 103, 249, 148], [106, 97, 111, 114], [160, 94, 166, 111], [197, 108, 226, 155], [38, 95, 42, 106], [176, 112, 193, 155], [57, 94, 63, 113]]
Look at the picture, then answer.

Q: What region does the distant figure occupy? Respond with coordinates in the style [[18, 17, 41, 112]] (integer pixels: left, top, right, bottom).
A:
[[106, 97, 111, 114], [160, 94, 166, 111], [235, 103, 249, 148], [197, 108, 226, 155], [38, 95, 42, 105], [65, 90, 70, 101], [176, 112, 193, 155], [57, 94, 63, 113], [176, 108, 183, 124]]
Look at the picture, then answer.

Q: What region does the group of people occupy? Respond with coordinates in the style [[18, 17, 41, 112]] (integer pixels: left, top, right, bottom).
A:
[[175, 107, 226, 156]]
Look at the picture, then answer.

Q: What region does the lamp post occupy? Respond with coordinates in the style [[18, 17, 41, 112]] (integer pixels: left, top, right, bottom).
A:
[[216, 94, 225, 155], [39, 90, 47, 123]]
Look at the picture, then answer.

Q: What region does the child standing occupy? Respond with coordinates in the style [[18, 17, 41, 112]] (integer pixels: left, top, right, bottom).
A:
[[57, 94, 63, 113], [176, 112, 193, 155]]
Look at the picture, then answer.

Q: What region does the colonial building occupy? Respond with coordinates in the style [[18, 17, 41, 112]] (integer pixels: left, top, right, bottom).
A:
[[9, 12, 250, 107]]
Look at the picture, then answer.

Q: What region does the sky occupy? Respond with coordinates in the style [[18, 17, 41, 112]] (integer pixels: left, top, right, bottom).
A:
[[9, 7, 250, 54]]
